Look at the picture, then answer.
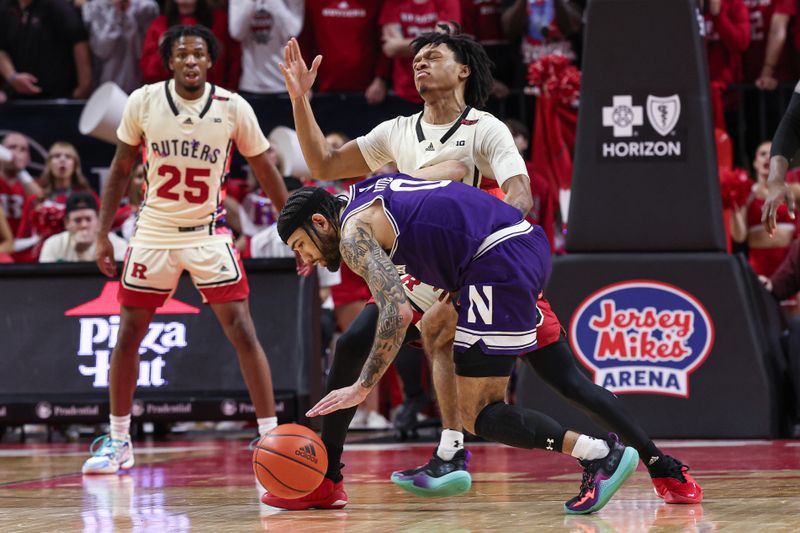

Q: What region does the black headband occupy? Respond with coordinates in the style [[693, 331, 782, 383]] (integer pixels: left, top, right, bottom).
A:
[[278, 187, 331, 243]]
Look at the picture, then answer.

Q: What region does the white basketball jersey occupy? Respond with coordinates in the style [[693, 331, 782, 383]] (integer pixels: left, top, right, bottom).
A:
[[356, 106, 527, 188], [117, 81, 269, 248]]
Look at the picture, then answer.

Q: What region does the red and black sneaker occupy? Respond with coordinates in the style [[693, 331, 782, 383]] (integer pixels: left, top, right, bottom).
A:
[[650, 456, 703, 504], [260, 478, 348, 510]]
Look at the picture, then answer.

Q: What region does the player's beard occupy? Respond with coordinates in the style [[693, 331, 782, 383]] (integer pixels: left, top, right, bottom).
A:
[[318, 233, 342, 273]]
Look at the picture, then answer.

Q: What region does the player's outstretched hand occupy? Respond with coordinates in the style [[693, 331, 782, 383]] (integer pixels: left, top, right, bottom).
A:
[[95, 235, 117, 277], [279, 37, 322, 100], [762, 179, 796, 236], [306, 383, 369, 417]]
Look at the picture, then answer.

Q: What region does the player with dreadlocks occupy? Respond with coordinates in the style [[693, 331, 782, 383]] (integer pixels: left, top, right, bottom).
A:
[[263, 26, 701, 510]]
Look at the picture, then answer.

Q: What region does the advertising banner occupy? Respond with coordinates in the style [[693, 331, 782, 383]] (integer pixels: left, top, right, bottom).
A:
[[0, 260, 320, 424], [517, 254, 785, 438]]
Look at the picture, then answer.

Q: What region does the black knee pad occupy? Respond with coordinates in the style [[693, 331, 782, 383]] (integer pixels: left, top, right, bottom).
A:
[[474, 401, 566, 452]]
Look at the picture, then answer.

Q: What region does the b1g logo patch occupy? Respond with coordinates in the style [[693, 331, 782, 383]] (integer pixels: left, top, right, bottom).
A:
[[569, 280, 714, 398]]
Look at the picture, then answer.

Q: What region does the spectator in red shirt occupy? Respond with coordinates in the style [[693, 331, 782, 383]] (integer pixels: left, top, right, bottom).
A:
[[730, 140, 800, 279], [0, 132, 42, 235], [300, 0, 389, 104], [15, 142, 96, 262], [702, 0, 751, 87], [379, 0, 461, 104], [140, 0, 241, 90], [742, 0, 797, 90]]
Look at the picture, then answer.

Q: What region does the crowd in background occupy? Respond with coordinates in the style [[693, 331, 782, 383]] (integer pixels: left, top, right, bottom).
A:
[[3, 0, 800, 430]]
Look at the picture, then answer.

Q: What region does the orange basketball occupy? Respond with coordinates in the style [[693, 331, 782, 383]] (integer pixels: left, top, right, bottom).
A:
[[252, 423, 328, 499]]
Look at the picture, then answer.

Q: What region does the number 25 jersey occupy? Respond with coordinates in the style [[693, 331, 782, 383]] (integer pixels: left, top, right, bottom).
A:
[[117, 81, 269, 248]]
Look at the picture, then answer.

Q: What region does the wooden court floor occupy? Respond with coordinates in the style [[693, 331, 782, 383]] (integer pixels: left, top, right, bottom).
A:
[[0, 437, 798, 532]]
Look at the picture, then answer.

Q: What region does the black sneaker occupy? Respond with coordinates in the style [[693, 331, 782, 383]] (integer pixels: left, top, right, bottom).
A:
[[564, 434, 639, 514], [390, 448, 472, 498]]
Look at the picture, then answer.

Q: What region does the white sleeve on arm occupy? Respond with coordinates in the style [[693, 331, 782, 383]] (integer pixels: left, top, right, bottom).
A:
[[356, 119, 396, 171], [480, 116, 528, 187], [228, 0, 259, 41], [116, 88, 145, 146], [232, 95, 270, 157]]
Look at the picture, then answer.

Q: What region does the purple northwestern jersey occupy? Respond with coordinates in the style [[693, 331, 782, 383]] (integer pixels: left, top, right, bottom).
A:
[[340, 174, 524, 291]]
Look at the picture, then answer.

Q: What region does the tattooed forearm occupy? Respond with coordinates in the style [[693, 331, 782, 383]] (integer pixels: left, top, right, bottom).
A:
[[340, 219, 411, 389]]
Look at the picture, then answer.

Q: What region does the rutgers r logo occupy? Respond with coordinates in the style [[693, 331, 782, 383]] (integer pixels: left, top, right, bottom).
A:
[[131, 263, 148, 279]]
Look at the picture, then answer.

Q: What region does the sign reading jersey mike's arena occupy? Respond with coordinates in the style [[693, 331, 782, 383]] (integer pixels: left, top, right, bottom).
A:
[[599, 92, 686, 162], [569, 280, 714, 398]]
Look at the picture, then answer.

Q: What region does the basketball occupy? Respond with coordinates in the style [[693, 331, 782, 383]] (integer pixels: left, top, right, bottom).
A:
[[252, 423, 328, 499]]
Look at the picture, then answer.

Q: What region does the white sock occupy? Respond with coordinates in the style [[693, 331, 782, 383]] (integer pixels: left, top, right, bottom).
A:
[[257, 417, 278, 437], [436, 429, 464, 461], [571, 435, 610, 461], [110, 414, 131, 441]]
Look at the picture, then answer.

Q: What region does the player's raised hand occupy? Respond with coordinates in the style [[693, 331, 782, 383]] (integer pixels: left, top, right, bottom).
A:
[[279, 38, 322, 100], [95, 235, 117, 277], [306, 383, 369, 417], [762, 179, 796, 236]]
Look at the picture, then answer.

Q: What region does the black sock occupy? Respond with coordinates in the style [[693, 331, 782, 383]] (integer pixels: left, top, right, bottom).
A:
[[645, 445, 680, 477], [474, 401, 566, 452]]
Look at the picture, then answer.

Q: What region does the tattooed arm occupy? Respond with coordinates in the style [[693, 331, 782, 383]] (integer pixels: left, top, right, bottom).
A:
[[343, 218, 414, 389], [306, 216, 413, 417]]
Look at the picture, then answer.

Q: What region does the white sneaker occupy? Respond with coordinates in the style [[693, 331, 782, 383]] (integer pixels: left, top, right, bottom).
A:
[[82, 434, 135, 474], [349, 408, 368, 429], [365, 411, 391, 430]]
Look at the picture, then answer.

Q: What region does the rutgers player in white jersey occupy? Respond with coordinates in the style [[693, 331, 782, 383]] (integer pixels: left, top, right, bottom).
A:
[[83, 25, 288, 475]]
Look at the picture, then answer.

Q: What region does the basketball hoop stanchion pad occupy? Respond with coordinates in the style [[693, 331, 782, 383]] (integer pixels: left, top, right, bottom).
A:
[[519, 0, 786, 437]]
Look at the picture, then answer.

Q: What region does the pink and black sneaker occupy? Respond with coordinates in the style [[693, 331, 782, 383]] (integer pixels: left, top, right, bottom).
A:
[[565, 434, 639, 515]]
